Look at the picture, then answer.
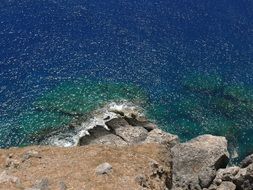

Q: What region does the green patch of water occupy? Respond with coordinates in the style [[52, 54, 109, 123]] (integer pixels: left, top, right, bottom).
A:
[[146, 74, 253, 161], [17, 80, 148, 144]]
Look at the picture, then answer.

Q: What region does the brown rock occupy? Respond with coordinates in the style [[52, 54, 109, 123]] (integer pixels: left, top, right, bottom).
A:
[[144, 128, 179, 148], [217, 181, 236, 190], [105, 118, 130, 130], [113, 126, 148, 144], [124, 117, 157, 131], [32, 178, 49, 190], [172, 135, 229, 189], [0, 171, 20, 184], [58, 181, 67, 190], [212, 164, 253, 190], [22, 150, 42, 162], [78, 126, 127, 146], [79, 133, 128, 146], [240, 153, 253, 168]]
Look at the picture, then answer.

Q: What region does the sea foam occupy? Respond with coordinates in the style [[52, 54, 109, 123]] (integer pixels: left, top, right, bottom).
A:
[[42, 101, 145, 147]]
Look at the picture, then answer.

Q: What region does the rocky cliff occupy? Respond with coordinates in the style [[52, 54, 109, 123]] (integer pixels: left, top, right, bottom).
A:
[[0, 113, 253, 190]]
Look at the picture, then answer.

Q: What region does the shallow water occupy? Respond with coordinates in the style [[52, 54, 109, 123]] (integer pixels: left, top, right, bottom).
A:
[[0, 0, 253, 160]]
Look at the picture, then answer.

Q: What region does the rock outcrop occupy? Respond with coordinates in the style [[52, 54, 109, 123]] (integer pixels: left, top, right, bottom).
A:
[[207, 154, 253, 190], [172, 135, 229, 189], [78, 117, 177, 149]]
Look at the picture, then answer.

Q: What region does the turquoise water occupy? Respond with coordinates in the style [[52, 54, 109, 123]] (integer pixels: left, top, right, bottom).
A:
[[0, 0, 253, 161]]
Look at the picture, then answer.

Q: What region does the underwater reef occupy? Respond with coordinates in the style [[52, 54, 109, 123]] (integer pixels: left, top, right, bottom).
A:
[[147, 73, 253, 160]]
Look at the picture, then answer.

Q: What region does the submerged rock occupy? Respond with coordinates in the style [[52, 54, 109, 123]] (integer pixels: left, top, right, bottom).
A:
[[224, 84, 253, 103], [182, 74, 223, 93]]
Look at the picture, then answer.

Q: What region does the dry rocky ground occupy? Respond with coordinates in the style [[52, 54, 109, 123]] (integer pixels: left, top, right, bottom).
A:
[[0, 143, 172, 190]]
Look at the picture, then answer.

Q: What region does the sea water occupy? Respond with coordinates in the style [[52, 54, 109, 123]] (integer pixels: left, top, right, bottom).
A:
[[0, 0, 252, 161]]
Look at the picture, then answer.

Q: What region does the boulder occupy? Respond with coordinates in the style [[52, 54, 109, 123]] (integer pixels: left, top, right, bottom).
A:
[[144, 128, 179, 148], [105, 118, 130, 130], [124, 117, 157, 131], [113, 126, 148, 144], [212, 166, 241, 185], [78, 126, 127, 146], [171, 135, 229, 189], [79, 133, 128, 146], [240, 153, 253, 168]]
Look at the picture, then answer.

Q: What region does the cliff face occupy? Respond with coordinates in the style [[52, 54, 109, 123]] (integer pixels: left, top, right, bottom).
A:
[[0, 143, 172, 190], [0, 115, 253, 190]]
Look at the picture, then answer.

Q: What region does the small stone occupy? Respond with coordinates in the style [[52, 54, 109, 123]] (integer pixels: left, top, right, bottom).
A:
[[5, 157, 20, 169], [95, 162, 112, 175], [33, 178, 49, 190], [135, 174, 149, 188], [207, 184, 218, 190], [22, 150, 42, 162], [8, 153, 14, 158], [59, 181, 67, 190], [142, 122, 157, 131], [0, 171, 20, 184], [217, 181, 236, 190]]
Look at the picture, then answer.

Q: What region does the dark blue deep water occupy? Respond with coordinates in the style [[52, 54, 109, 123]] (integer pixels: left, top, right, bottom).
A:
[[0, 0, 253, 160]]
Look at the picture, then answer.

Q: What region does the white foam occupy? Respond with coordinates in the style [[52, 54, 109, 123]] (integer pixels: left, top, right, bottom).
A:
[[42, 100, 145, 147]]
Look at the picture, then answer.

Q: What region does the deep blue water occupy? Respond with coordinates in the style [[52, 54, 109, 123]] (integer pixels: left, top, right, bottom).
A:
[[0, 0, 253, 158]]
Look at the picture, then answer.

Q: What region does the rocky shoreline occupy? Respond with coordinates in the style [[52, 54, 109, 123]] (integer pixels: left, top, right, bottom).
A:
[[1, 110, 253, 190]]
